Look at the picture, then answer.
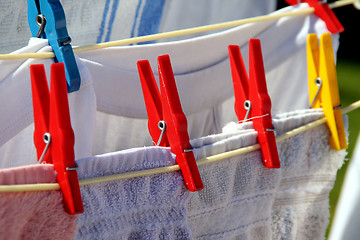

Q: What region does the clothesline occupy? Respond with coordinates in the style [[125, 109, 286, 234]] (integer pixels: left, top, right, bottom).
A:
[[0, 0, 357, 60], [0, 99, 359, 193]]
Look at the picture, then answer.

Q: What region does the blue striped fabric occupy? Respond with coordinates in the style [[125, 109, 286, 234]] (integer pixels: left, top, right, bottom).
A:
[[130, 0, 143, 41], [131, 0, 166, 44], [97, 0, 166, 44], [97, 0, 111, 43], [105, 0, 120, 42]]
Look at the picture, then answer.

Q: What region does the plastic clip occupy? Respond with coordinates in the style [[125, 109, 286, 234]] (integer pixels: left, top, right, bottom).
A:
[[307, 33, 347, 150], [137, 55, 204, 192], [30, 63, 83, 214], [228, 39, 280, 168], [27, 0, 81, 93], [285, 0, 344, 33]]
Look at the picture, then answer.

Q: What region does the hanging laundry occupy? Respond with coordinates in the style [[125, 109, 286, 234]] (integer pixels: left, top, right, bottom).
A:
[[0, 164, 77, 240], [72, 109, 346, 239], [0, 1, 355, 240], [0, 5, 336, 169], [0, 0, 277, 54], [0, 37, 96, 168]]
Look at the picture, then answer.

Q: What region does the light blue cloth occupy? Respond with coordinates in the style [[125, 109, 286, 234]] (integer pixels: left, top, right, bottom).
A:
[[76, 147, 192, 239], [75, 109, 346, 239]]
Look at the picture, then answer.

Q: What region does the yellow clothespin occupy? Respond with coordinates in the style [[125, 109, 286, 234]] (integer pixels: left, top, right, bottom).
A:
[[307, 32, 347, 151]]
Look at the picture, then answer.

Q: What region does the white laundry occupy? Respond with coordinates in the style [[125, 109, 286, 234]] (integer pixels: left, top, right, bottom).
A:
[[74, 109, 347, 239], [0, 5, 337, 168], [329, 134, 360, 240], [0, 38, 97, 168], [0, 0, 276, 54], [0, 2, 349, 240]]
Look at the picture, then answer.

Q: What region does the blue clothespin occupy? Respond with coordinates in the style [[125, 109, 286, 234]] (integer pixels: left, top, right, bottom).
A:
[[27, 0, 81, 93]]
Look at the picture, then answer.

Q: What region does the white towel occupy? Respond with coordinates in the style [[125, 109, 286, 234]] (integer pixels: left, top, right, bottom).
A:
[[75, 147, 192, 239], [74, 109, 347, 239]]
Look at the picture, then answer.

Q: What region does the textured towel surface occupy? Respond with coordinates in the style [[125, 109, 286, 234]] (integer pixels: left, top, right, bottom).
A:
[[0, 164, 78, 240], [188, 109, 346, 239], [76, 147, 192, 239], [74, 109, 346, 239]]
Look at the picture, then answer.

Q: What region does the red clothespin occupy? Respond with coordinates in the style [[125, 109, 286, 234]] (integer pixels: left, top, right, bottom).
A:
[[228, 39, 280, 168], [137, 55, 204, 192], [285, 0, 344, 33], [30, 63, 83, 214]]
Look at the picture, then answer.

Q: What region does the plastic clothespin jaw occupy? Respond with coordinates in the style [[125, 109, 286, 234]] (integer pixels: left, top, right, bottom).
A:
[[307, 33, 347, 150], [27, 0, 81, 93], [30, 63, 83, 214], [248, 40, 280, 169], [137, 60, 169, 147], [158, 55, 204, 191], [228, 39, 280, 169], [137, 55, 204, 192], [285, 0, 344, 33]]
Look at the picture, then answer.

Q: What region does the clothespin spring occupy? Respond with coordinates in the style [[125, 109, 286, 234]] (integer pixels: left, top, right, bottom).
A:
[[184, 146, 194, 153], [334, 104, 342, 110], [66, 163, 79, 171], [38, 132, 51, 164], [266, 128, 276, 133], [243, 100, 252, 122], [309, 78, 323, 108], [156, 120, 194, 152], [35, 14, 46, 38], [36, 129, 79, 171], [308, 77, 341, 110], [156, 121, 167, 146], [240, 99, 277, 134]]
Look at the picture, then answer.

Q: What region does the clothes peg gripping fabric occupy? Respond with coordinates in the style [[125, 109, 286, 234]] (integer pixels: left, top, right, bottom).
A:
[[307, 33, 347, 150], [30, 63, 83, 214], [137, 55, 204, 192], [137, 60, 169, 147], [27, 0, 81, 93], [228, 39, 280, 169], [285, 0, 344, 33]]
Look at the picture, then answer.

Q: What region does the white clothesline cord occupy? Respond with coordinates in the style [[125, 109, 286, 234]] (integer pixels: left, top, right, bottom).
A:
[[0, 0, 357, 60], [0, 99, 359, 193]]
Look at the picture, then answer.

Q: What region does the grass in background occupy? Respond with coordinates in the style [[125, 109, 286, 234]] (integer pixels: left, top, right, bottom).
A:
[[326, 59, 360, 237]]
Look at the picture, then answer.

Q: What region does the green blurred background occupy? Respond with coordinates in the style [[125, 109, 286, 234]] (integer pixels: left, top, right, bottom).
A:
[[327, 2, 360, 235], [277, 1, 360, 237]]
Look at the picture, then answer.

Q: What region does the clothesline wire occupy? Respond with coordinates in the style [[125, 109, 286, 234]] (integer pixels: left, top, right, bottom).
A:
[[0, 99, 359, 193], [0, 0, 357, 60]]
